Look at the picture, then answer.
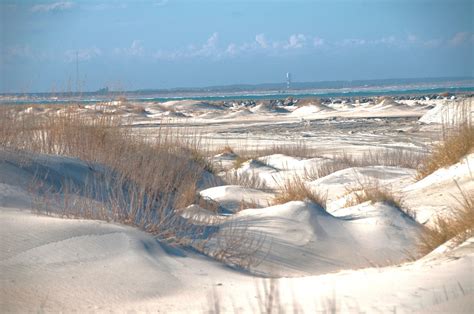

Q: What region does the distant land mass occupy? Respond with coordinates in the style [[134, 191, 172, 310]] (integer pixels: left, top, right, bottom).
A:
[[1, 76, 473, 105], [134, 76, 474, 94]]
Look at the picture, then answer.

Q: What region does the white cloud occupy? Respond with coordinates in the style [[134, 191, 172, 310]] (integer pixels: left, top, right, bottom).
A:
[[31, 1, 74, 13], [5, 45, 32, 58], [154, 32, 221, 60], [449, 32, 470, 46], [84, 3, 127, 10], [313, 37, 324, 47], [339, 38, 366, 46], [130, 40, 144, 56], [155, 32, 454, 60], [115, 40, 144, 56], [153, 0, 168, 6], [377, 36, 396, 45], [154, 32, 327, 60], [204, 33, 218, 48], [1, 44, 51, 63], [225, 43, 238, 55], [284, 34, 307, 49], [407, 34, 417, 43], [255, 34, 269, 48], [65, 47, 101, 62], [423, 38, 442, 48]]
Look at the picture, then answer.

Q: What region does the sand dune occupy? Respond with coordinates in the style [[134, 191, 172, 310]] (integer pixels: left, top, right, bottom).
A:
[[1, 95, 473, 312]]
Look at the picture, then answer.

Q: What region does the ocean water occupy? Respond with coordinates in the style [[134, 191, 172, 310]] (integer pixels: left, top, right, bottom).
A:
[[138, 86, 474, 102], [1, 84, 473, 105]]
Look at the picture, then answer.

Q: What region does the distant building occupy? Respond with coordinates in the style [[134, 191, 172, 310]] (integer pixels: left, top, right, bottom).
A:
[[286, 72, 291, 89]]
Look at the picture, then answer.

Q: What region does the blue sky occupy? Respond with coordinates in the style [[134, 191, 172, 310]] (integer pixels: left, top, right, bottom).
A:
[[1, 0, 473, 93]]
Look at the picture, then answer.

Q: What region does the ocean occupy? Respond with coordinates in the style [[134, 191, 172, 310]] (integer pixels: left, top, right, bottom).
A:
[[1, 81, 473, 105]]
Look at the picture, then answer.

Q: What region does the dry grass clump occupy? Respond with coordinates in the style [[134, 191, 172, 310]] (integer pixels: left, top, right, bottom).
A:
[[346, 183, 403, 210], [304, 153, 356, 181], [304, 149, 427, 181], [0, 105, 214, 244], [259, 141, 316, 158], [234, 155, 252, 168], [418, 187, 474, 255], [222, 170, 268, 190], [361, 149, 426, 169], [417, 100, 473, 179], [227, 141, 317, 164], [273, 176, 326, 209], [417, 123, 474, 179], [218, 145, 235, 155], [206, 220, 268, 269]]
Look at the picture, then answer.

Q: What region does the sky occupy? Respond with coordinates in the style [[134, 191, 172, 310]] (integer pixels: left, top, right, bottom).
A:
[[0, 0, 473, 93]]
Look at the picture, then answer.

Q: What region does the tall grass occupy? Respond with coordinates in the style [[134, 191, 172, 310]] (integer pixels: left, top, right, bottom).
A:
[[223, 170, 269, 190], [417, 99, 473, 179], [272, 176, 327, 208], [225, 141, 318, 166], [418, 186, 474, 255], [304, 149, 426, 181], [345, 180, 404, 210], [0, 105, 214, 244]]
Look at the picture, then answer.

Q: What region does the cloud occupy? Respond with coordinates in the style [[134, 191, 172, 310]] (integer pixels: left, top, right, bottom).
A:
[[255, 34, 269, 48], [154, 32, 327, 60], [153, 0, 168, 6], [115, 40, 144, 56], [65, 47, 102, 62], [154, 32, 221, 60], [423, 38, 442, 48], [284, 34, 307, 49], [31, 1, 74, 13], [339, 38, 366, 46], [313, 37, 324, 47], [407, 34, 417, 43], [1, 44, 52, 63], [376, 36, 396, 45], [449, 32, 470, 46], [5, 44, 32, 58], [155, 32, 459, 61], [84, 3, 127, 10]]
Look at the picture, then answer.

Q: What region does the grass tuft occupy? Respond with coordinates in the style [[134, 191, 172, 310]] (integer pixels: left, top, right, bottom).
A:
[[417, 100, 473, 179], [345, 183, 403, 210], [418, 186, 474, 255], [0, 105, 214, 244], [272, 176, 326, 208], [417, 123, 474, 179]]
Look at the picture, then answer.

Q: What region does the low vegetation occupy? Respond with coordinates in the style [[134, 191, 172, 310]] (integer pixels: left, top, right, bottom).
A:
[[223, 170, 269, 190], [273, 176, 327, 209], [345, 181, 403, 210], [0, 105, 214, 244], [417, 123, 474, 179], [418, 186, 474, 255], [417, 100, 473, 179], [205, 220, 268, 269], [304, 149, 426, 181]]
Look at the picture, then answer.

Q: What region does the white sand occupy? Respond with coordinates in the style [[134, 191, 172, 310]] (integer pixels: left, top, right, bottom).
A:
[[1, 96, 473, 312]]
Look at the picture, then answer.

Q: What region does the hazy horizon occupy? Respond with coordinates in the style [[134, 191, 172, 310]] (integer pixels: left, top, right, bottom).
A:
[[1, 0, 473, 93]]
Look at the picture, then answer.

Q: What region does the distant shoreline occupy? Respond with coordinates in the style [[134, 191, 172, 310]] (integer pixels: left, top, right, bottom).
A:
[[1, 85, 473, 105]]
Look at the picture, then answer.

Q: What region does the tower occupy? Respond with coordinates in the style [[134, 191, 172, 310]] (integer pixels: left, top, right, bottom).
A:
[[286, 72, 291, 89], [75, 51, 79, 95]]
